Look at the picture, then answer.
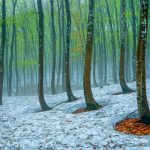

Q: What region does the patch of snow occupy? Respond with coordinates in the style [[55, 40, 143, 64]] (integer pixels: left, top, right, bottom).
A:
[[1, 81, 150, 149]]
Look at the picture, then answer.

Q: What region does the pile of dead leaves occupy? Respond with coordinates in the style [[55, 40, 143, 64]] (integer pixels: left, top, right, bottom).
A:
[[73, 108, 90, 114], [115, 118, 150, 135]]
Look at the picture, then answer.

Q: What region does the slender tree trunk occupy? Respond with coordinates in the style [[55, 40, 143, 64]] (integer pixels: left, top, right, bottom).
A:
[[37, 0, 50, 111], [50, 0, 56, 94], [93, 39, 98, 87], [130, 0, 136, 81], [8, 0, 17, 96], [126, 29, 131, 82], [14, 28, 19, 95], [5, 31, 9, 96], [61, 0, 66, 92], [0, 0, 6, 105], [105, 0, 117, 83], [83, 0, 101, 110], [115, 0, 120, 46], [56, 0, 62, 90], [64, 0, 77, 102], [22, 28, 27, 94], [136, 0, 150, 124], [119, 0, 133, 93], [98, 3, 107, 85]]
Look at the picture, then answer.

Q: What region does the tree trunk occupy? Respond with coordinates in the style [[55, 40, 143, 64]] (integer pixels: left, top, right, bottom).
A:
[[56, 0, 62, 90], [136, 0, 150, 124], [98, 3, 107, 85], [93, 39, 98, 87], [61, 0, 66, 92], [119, 0, 133, 93], [0, 0, 6, 105], [37, 0, 50, 111], [50, 0, 56, 95], [130, 0, 136, 81], [64, 0, 77, 102], [8, 0, 17, 96], [83, 0, 101, 110], [14, 27, 19, 95], [105, 0, 117, 83]]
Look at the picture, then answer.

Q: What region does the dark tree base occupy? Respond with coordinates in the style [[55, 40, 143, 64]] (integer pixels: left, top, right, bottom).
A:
[[122, 88, 135, 94], [140, 114, 150, 125], [73, 103, 102, 114], [68, 96, 79, 102], [86, 102, 102, 110], [41, 105, 51, 111], [113, 89, 135, 95]]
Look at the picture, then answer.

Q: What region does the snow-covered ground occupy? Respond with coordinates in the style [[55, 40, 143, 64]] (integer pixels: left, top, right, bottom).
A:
[[1, 81, 150, 150]]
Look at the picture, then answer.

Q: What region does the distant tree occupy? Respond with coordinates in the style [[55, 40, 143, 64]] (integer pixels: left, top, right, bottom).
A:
[[64, 0, 77, 102], [119, 0, 133, 93], [56, 0, 62, 89], [61, 0, 66, 92], [37, 0, 50, 111], [8, 0, 17, 96], [105, 0, 117, 83], [50, 0, 56, 95], [98, 0, 107, 86], [0, 0, 6, 105], [136, 0, 150, 124], [83, 0, 101, 110], [130, 0, 136, 81]]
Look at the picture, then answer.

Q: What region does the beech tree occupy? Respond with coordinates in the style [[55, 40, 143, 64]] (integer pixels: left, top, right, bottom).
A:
[[8, 0, 17, 96], [83, 0, 101, 110], [37, 0, 50, 111], [64, 0, 77, 102], [50, 0, 56, 95], [119, 0, 133, 93], [136, 0, 150, 124], [105, 0, 117, 83], [0, 0, 6, 105], [130, 0, 136, 81]]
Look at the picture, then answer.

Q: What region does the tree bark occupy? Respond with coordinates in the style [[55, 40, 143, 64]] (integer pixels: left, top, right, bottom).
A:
[[83, 0, 101, 110], [56, 0, 62, 89], [98, 3, 107, 85], [93, 39, 98, 87], [136, 0, 150, 124], [105, 0, 117, 83], [8, 0, 17, 96], [50, 0, 56, 94], [37, 0, 50, 111], [61, 0, 66, 92], [119, 0, 133, 93], [64, 0, 77, 102], [130, 0, 136, 81], [0, 0, 6, 105]]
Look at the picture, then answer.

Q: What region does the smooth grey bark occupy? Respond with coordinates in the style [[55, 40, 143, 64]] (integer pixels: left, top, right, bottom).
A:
[[0, 0, 6, 105], [130, 0, 136, 81], [64, 0, 77, 102], [8, 0, 17, 96], [98, 2, 107, 85], [61, 0, 66, 92], [105, 0, 117, 83], [56, 0, 62, 89], [50, 0, 56, 95], [119, 0, 133, 93], [37, 0, 50, 111]]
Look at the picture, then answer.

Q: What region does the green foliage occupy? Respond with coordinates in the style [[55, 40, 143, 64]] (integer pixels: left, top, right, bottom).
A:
[[3, 0, 140, 71]]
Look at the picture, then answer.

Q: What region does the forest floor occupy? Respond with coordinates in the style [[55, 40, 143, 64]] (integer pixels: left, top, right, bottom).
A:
[[1, 81, 150, 150]]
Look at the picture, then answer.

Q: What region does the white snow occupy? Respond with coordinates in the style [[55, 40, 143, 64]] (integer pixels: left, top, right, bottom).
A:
[[1, 81, 150, 150]]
